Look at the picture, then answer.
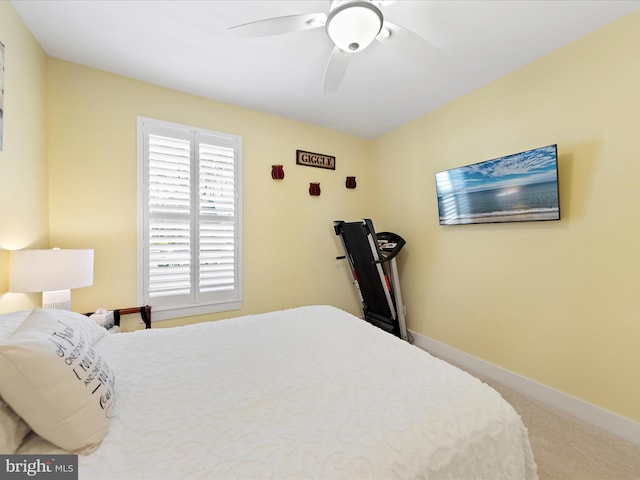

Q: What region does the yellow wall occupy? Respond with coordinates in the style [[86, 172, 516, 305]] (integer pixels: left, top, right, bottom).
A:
[[372, 10, 640, 422], [46, 59, 372, 325], [0, 2, 49, 311]]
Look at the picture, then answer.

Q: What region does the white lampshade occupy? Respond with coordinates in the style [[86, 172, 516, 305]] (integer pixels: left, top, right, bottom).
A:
[[10, 249, 94, 310], [326, 1, 383, 53]]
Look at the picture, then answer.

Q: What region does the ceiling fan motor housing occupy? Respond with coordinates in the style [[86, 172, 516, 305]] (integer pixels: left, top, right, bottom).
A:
[[326, 1, 383, 52]]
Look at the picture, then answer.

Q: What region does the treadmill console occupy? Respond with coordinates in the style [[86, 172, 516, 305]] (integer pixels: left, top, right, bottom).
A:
[[376, 231, 406, 259]]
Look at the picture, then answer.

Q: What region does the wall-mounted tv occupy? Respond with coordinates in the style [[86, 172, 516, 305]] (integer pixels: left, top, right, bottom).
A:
[[435, 144, 560, 225]]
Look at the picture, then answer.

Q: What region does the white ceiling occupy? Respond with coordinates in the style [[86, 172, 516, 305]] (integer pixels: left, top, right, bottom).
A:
[[11, 0, 640, 138]]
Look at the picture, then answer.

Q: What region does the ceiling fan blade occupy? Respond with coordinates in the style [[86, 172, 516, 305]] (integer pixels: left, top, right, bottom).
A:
[[377, 21, 446, 70], [323, 47, 351, 93], [229, 13, 326, 37]]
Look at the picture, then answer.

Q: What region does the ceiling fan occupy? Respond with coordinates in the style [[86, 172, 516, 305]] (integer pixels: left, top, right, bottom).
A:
[[228, 0, 444, 93]]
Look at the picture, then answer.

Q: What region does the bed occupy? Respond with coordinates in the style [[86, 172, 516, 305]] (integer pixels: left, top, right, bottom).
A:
[[1, 305, 537, 479]]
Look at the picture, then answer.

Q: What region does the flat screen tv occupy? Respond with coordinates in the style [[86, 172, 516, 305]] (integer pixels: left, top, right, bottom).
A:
[[435, 144, 560, 225]]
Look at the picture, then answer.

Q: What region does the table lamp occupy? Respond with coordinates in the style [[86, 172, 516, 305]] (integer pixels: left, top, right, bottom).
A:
[[9, 248, 94, 310]]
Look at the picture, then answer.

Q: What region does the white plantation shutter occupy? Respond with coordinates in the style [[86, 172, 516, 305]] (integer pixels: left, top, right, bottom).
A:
[[198, 138, 236, 296], [148, 131, 192, 304], [139, 118, 242, 320]]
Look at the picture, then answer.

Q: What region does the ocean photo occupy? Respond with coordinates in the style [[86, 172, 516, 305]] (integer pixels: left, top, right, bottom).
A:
[[436, 145, 560, 225]]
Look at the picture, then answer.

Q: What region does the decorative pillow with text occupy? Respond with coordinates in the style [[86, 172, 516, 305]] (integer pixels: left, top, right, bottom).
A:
[[0, 396, 31, 454], [39, 308, 108, 345], [0, 308, 115, 453]]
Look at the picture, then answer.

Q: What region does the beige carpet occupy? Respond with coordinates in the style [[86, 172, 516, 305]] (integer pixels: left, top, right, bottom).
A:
[[481, 377, 640, 480]]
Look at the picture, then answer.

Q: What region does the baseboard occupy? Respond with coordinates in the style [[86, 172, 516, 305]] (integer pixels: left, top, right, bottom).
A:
[[410, 330, 640, 446]]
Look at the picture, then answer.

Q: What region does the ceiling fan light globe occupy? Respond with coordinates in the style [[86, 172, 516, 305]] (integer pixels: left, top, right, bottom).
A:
[[326, 2, 383, 53]]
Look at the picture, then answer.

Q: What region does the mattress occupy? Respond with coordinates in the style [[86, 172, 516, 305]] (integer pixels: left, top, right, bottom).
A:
[[13, 305, 537, 479]]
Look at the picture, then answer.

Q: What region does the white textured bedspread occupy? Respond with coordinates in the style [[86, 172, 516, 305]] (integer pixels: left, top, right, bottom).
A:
[[23, 305, 537, 479]]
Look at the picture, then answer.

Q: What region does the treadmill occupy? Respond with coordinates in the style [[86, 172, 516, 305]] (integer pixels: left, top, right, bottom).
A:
[[334, 219, 409, 342]]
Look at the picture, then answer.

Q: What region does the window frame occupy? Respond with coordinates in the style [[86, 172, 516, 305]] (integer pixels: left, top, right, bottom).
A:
[[137, 116, 242, 321]]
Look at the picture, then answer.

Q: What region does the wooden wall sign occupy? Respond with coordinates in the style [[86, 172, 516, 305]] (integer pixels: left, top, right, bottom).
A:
[[296, 150, 335, 170]]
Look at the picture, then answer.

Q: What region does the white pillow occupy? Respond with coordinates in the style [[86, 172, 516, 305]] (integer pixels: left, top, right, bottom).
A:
[[0, 396, 30, 454], [0, 308, 116, 453]]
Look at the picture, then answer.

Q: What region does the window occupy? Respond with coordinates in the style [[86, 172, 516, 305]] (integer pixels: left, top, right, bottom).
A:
[[137, 117, 242, 321]]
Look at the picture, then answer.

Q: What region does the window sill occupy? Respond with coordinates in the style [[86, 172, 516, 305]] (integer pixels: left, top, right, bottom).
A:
[[150, 301, 242, 322]]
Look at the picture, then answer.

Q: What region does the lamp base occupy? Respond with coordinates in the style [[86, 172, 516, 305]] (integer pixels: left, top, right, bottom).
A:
[[42, 289, 72, 310]]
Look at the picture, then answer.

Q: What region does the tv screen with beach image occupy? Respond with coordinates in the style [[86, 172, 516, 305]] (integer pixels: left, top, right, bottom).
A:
[[436, 144, 560, 225]]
